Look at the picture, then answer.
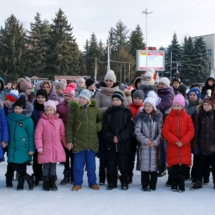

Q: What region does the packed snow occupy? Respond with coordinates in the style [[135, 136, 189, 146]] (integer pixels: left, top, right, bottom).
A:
[[0, 158, 215, 215]]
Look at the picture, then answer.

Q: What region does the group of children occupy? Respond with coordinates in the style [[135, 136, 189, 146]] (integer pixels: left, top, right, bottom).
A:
[[0, 77, 215, 194]]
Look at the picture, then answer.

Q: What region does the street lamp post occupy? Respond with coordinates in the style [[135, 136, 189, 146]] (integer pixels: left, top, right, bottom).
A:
[[142, 8, 153, 73]]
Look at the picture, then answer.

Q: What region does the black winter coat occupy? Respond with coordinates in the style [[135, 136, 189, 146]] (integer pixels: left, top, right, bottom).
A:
[[103, 105, 134, 154]]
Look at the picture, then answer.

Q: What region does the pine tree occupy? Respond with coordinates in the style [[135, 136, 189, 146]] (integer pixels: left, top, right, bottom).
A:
[[109, 20, 129, 52], [128, 24, 145, 58], [46, 8, 79, 75], [193, 37, 208, 82], [0, 14, 28, 81], [165, 32, 182, 80], [27, 13, 51, 77], [180, 37, 197, 85]]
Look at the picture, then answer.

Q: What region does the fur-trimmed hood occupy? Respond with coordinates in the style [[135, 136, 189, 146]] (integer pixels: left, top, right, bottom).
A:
[[68, 98, 97, 110], [136, 109, 163, 123], [8, 101, 33, 116]]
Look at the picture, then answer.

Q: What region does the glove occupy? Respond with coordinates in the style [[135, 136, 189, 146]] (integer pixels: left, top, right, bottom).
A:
[[193, 150, 199, 155]]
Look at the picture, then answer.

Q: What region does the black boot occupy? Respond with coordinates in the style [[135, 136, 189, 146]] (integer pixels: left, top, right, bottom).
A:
[[158, 164, 166, 177], [149, 172, 157, 191], [171, 176, 178, 192], [165, 176, 172, 187], [50, 175, 58, 191], [60, 170, 70, 185], [190, 180, 202, 191], [141, 172, 150, 191], [6, 175, 13, 188], [43, 176, 50, 191], [106, 184, 117, 190], [23, 174, 34, 190], [34, 177, 41, 186], [185, 167, 190, 180], [17, 176, 24, 190]]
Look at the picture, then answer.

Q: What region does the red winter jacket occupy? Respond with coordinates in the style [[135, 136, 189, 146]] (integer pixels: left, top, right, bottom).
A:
[[128, 102, 143, 120], [162, 109, 194, 167]]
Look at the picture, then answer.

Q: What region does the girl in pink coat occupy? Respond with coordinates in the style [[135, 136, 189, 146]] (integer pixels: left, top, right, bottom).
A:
[[35, 100, 66, 191]]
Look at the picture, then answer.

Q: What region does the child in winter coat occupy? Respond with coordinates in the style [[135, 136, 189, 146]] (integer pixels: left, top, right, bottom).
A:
[[66, 89, 103, 191], [31, 89, 48, 186], [57, 83, 76, 185], [103, 91, 134, 190], [55, 79, 67, 103], [4, 90, 19, 116], [135, 96, 163, 191], [191, 97, 215, 190], [7, 93, 35, 191], [162, 94, 194, 192], [128, 90, 144, 183], [35, 100, 66, 191]]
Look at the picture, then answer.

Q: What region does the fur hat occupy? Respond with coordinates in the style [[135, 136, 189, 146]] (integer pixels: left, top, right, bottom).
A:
[[203, 97, 215, 107], [132, 90, 144, 100], [18, 78, 32, 91], [85, 78, 95, 89], [177, 84, 187, 96], [36, 89, 48, 101], [188, 88, 201, 100], [159, 77, 170, 87], [79, 89, 93, 101], [5, 90, 19, 102], [55, 79, 67, 90], [64, 83, 76, 96], [112, 91, 124, 102], [44, 100, 59, 112], [173, 94, 185, 107], [144, 96, 157, 110], [104, 70, 116, 83]]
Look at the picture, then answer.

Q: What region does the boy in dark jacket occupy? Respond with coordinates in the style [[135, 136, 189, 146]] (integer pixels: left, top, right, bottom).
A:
[[103, 91, 134, 190]]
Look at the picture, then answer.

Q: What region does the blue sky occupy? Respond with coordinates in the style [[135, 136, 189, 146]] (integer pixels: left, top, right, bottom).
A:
[[0, 0, 214, 51]]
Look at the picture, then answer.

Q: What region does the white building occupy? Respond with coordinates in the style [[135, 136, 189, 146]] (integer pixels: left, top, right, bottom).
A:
[[192, 34, 215, 78]]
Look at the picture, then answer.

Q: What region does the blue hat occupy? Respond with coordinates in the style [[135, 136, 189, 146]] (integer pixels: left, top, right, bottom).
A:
[[188, 88, 201, 100]]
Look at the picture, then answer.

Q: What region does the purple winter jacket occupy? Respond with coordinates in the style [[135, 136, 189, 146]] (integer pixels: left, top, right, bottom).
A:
[[156, 87, 174, 114], [57, 100, 69, 125]]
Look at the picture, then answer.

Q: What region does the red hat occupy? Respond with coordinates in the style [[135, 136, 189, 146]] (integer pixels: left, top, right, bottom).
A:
[[63, 83, 76, 96], [203, 97, 215, 107]]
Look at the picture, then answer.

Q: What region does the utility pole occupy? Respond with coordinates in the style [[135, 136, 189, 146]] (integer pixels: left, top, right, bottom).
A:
[[170, 52, 172, 81], [120, 63, 122, 83], [129, 63, 131, 84], [94, 57, 97, 81], [124, 63, 126, 83], [107, 39, 110, 71]]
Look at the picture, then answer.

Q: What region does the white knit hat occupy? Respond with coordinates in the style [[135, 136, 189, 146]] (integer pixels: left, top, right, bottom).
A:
[[104, 70, 116, 83], [159, 77, 170, 87], [77, 78, 85, 83], [144, 71, 153, 79], [80, 89, 93, 101], [144, 97, 157, 110]]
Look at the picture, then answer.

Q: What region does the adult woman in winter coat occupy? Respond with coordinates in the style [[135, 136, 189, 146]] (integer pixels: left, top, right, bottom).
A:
[[40, 80, 57, 101], [131, 77, 141, 97], [135, 96, 163, 191], [156, 77, 174, 180], [94, 70, 128, 185], [201, 77, 215, 99]]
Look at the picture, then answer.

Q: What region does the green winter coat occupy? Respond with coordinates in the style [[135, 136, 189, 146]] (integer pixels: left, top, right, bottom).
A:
[[66, 99, 103, 153], [7, 113, 35, 164]]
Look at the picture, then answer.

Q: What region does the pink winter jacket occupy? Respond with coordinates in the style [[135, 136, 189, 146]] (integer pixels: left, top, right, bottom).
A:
[[35, 113, 66, 164]]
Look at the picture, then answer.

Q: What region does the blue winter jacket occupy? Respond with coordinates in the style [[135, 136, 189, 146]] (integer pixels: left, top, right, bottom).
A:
[[0, 103, 9, 162]]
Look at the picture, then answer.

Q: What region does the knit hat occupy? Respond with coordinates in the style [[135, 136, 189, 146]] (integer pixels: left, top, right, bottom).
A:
[[5, 90, 19, 102], [188, 88, 201, 100], [144, 97, 157, 110], [111, 91, 124, 102], [104, 70, 116, 83], [64, 83, 76, 96], [159, 77, 170, 87], [144, 71, 153, 79], [172, 77, 181, 85], [36, 89, 48, 101], [77, 78, 85, 83], [177, 84, 187, 95], [18, 78, 32, 91], [132, 90, 144, 100], [79, 89, 93, 101], [85, 78, 95, 89], [14, 93, 27, 109], [203, 97, 215, 107], [55, 79, 67, 90], [173, 94, 185, 107], [44, 100, 59, 112]]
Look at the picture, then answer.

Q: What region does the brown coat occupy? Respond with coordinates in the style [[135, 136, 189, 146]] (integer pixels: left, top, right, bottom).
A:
[[192, 108, 215, 155]]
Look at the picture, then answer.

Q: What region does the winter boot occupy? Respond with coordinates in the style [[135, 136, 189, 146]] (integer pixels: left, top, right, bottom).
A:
[[23, 174, 34, 190], [43, 176, 50, 191], [17, 176, 24, 190], [50, 175, 58, 191], [34, 177, 41, 186], [6, 175, 13, 188], [121, 184, 128, 190], [165, 176, 172, 187], [72, 185, 82, 191], [171, 176, 178, 192], [106, 184, 117, 190], [158, 164, 166, 177], [178, 184, 185, 193], [141, 171, 149, 190], [149, 172, 157, 191], [89, 184, 100, 190], [190, 180, 202, 191], [60, 170, 70, 185]]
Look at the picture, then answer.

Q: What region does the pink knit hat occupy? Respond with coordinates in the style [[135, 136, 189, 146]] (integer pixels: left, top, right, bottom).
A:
[[44, 100, 59, 111], [63, 83, 76, 96], [18, 78, 32, 91], [173, 94, 185, 107]]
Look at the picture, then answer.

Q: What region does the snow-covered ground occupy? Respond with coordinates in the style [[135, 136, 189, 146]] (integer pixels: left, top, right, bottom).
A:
[[1, 159, 215, 215]]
